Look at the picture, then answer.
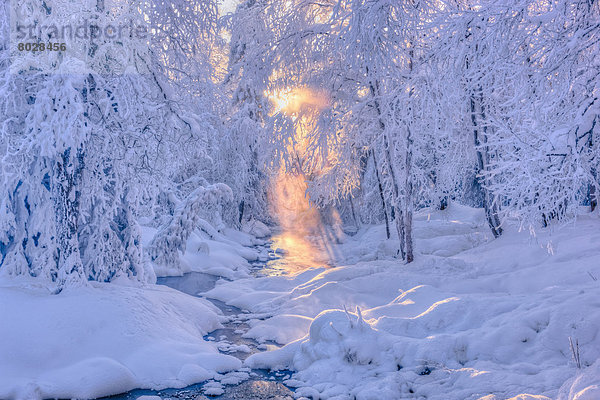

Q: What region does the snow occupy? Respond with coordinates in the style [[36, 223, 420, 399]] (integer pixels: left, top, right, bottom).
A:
[[243, 314, 313, 344], [241, 219, 273, 239], [142, 225, 260, 279], [0, 278, 241, 400], [557, 359, 600, 400], [2, 203, 598, 399], [203, 204, 600, 399], [3, 0, 597, 398], [202, 380, 225, 396]]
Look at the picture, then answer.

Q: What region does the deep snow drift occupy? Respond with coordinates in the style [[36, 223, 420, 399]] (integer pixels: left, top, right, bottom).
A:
[[0, 279, 241, 400], [0, 220, 273, 400], [204, 204, 600, 400]]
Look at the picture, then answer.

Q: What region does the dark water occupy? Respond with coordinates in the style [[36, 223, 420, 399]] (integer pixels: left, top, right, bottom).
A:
[[103, 240, 296, 400], [104, 369, 293, 400]]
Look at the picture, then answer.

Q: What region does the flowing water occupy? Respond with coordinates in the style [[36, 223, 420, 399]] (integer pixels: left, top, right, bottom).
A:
[[104, 238, 300, 400]]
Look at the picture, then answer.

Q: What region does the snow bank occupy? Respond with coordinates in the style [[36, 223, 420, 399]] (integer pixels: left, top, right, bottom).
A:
[[207, 205, 600, 399], [558, 359, 600, 400], [142, 226, 261, 279], [243, 314, 313, 344], [0, 278, 241, 400], [242, 218, 272, 238]]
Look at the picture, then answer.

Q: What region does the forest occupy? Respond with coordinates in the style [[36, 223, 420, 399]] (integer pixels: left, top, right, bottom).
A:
[[0, 1, 599, 399]]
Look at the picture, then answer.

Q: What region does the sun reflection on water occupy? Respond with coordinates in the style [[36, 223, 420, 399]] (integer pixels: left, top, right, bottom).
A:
[[265, 173, 331, 275]]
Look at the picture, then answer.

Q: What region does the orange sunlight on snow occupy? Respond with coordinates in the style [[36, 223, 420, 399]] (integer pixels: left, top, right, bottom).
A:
[[268, 173, 329, 273], [265, 87, 335, 275]]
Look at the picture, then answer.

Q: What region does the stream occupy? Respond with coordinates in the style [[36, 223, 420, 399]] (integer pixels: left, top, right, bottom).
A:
[[105, 238, 298, 400]]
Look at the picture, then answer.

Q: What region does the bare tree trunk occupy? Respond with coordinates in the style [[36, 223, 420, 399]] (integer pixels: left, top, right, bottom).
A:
[[591, 178, 598, 212], [371, 150, 390, 239], [368, 77, 408, 260], [373, 87, 405, 259], [470, 92, 503, 238], [404, 210, 413, 263], [238, 200, 245, 224], [588, 118, 597, 212], [464, 26, 502, 238], [349, 196, 360, 232], [395, 208, 406, 260], [403, 47, 415, 263], [404, 126, 414, 263], [53, 147, 85, 290]]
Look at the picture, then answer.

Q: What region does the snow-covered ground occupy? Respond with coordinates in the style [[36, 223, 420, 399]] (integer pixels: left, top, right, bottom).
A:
[[0, 278, 241, 400], [2, 204, 598, 400], [0, 219, 275, 400], [204, 204, 600, 400]]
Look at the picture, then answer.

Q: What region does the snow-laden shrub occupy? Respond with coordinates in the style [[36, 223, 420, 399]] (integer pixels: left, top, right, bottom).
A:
[[148, 183, 233, 272]]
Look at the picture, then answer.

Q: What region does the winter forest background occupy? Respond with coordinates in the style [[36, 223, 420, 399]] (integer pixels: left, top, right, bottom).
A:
[[0, 0, 599, 399]]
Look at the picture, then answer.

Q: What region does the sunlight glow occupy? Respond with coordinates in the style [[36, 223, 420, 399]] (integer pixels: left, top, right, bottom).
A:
[[268, 173, 330, 273], [264, 86, 335, 275], [267, 87, 330, 115]]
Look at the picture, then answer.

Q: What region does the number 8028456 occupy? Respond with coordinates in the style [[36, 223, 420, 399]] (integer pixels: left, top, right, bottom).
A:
[[17, 43, 67, 52]]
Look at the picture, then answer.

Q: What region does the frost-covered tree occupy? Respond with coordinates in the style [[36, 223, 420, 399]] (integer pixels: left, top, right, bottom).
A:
[[219, 0, 276, 225], [227, 0, 600, 261], [437, 0, 600, 229], [0, 0, 228, 289], [148, 184, 232, 270], [2, 0, 598, 279], [256, 0, 450, 262]]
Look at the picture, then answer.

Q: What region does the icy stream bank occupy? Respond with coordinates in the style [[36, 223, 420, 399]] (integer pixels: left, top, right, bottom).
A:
[[106, 239, 301, 400]]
